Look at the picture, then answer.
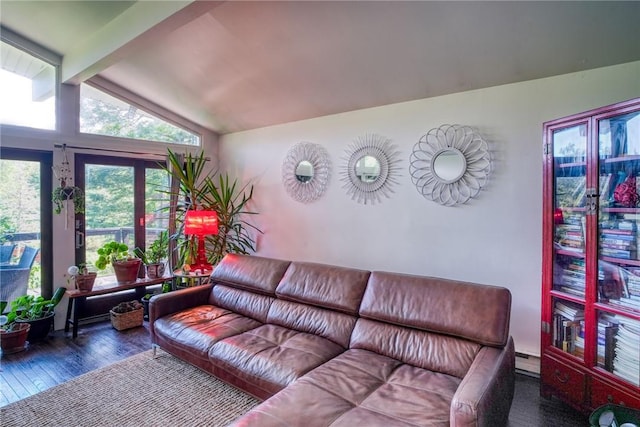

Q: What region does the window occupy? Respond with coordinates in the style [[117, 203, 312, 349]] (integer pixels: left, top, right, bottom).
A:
[[75, 155, 169, 283], [79, 84, 200, 146], [0, 40, 56, 130]]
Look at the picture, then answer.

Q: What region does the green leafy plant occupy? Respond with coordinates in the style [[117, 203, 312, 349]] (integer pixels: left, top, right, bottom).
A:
[[134, 230, 169, 265], [1, 287, 66, 327], [53, 185, 85, 214], [162, 149, 262, 267], [95, 241, 135, 270]]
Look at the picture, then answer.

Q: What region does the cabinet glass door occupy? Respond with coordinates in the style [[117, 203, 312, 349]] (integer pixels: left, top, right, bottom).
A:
[[551, 123, 588, 358], [596, 108, 640, 386]]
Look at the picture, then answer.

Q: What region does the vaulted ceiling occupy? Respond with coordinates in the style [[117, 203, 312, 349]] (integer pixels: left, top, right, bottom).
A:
[[2, 1, 640, 134]]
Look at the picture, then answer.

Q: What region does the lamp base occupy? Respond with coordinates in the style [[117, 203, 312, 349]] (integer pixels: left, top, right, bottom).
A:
[[188, 263, 213, 275]]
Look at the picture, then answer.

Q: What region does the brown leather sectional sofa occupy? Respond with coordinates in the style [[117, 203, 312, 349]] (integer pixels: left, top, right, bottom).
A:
[[149, 254, 515, 426]]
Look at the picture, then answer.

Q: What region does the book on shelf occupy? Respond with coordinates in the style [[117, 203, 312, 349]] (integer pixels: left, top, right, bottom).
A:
[[554, 301, 585, 321], [597, 317, 619, 372]]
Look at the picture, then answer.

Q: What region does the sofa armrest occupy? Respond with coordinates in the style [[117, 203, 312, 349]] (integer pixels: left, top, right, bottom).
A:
[[450, 336, 515, 427], [148, 284, 213, 338]]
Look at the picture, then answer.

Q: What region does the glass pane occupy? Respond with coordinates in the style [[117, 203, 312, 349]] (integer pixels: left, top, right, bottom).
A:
[[0, 41, 56, 130], [598, 110, 640, 311], [0, 160, 42, 297], [145, 168, 169, 251], [552, 298, 585, 359], [84, 164, 134, 281], [79, 83, 200, 146], [553, 124, 587, 297], [597, 311, 640, 386]]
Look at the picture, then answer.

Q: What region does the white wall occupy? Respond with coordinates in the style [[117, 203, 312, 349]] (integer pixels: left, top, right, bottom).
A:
[[219, 61, 640, 357]]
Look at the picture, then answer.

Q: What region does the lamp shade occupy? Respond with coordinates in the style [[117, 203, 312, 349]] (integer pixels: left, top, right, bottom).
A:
[[184, 210, 218, 236]]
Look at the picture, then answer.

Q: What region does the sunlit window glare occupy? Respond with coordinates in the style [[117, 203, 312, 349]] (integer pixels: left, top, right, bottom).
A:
[[0, 69, 55, 130]]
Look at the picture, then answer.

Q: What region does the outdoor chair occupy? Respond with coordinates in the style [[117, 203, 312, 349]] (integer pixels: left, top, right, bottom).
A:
[[0, 244, 15, 264], [0, 245, 40, 304]]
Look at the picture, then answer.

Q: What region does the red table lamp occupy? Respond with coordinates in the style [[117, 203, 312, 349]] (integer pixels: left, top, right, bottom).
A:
[[184, 209, 218, 272]]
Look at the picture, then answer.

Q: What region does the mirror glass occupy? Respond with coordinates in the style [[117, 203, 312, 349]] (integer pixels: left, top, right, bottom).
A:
[[295, 160, 314, 183], [433, 149, 465, 182], [355, 155, 381, 183]]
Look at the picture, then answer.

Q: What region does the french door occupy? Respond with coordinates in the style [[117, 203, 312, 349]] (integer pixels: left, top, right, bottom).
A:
[[0, 148, 53, 298], [74, 155, 169, 281]]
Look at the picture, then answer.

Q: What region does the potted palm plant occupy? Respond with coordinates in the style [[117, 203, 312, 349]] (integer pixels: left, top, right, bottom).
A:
[[163, 149, 262, 269], [95, 241, 141, 284]]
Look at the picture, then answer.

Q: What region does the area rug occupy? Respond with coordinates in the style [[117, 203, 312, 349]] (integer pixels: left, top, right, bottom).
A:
[[1, 350, 260, 426]]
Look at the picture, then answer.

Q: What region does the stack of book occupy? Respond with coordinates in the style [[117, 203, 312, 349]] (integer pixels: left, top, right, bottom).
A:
[[556, 214, 585, 253], [553, 301, 584, 355], [600, 221, 637, 260], [612, 316, 640, 386], [558, 258, 586, 297]]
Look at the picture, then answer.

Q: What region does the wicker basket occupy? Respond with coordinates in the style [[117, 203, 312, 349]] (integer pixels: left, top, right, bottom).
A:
[[109, 307, 144, 331]]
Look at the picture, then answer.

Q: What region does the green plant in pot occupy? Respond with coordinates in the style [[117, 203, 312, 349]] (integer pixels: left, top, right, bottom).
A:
[[67, 263, 97, 292], [1, 300, 30, 354], [2, 287, 66, 344], [162, 149, 262, 270], [95, 241, 141, 284], [134, 231, 168, 279]]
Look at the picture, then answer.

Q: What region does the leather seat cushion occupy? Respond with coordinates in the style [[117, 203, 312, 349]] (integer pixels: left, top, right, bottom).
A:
[[209, 324, 345, 395], [230, 349, 460, 427], [153, 305, 262, 360]]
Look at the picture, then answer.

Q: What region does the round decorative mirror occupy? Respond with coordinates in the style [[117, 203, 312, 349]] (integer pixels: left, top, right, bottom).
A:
[[432, 149, 466, 183], [410, 124, 491, 206], [282, 142, 331, 203], [341, 134, 401, 205], [295, 160, 314, 183]]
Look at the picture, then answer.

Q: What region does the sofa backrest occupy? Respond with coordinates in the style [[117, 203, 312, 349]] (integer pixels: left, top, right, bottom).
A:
[[359, 271, 512, 347], [267, 261, 371, 348], [211, 254, 291, 296], [275, 261, 370, 315], [351, 271, 512, 378]]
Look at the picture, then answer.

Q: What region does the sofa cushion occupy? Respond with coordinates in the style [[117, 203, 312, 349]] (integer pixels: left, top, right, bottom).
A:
[[360, 271, 512, 347], [211, 285, 274, 323], [267, 299, 357, 348], [211, 254, 291, 296], [275, 261, 370, 315], [153, 305, 262, 360], [350, 318, 480, 379], [230, 349, 460, 427], [209, 324, 345, 395]]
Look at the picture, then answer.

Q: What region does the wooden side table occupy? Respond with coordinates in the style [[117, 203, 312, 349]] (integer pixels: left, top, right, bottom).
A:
[[65, 275, 171, 338]]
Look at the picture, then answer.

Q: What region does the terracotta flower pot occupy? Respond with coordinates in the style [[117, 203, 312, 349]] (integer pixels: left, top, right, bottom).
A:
[[0, 323, 30, 354], [113, 259, 142, 284], [146, 263, 166, 279], [75, 272, 97, 292]]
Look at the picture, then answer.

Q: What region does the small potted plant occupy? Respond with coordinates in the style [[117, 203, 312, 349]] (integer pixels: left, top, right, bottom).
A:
[[110, 300, 144, 331], [95, 241, 141, 284], [5, 287, 66, 342], [134, 231, 169, 279], [67, 263, 98, 292], [0, 301, 30, 354]]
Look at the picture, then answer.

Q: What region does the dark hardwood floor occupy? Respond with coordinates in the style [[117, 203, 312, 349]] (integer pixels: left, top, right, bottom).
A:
[[0, 321, 590, 426]]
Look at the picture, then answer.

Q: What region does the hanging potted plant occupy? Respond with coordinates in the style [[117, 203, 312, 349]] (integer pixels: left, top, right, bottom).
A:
[[95, 241, 141, 284], [52, 144, 84, 229]]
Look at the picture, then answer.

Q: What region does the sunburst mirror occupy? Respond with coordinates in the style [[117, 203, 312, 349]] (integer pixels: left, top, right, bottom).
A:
[[340, 134, 401, 205], [282, 142, 331, 203], [410, 124, 491, 206]]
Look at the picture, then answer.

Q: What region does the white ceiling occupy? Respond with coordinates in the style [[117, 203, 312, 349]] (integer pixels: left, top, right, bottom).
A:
[[2, 1, 639, 135]]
